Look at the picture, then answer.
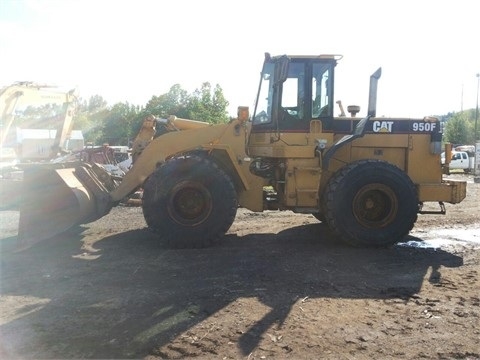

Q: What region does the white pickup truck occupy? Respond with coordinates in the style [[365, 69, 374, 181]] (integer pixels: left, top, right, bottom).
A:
[[441, 150, 473, 172]]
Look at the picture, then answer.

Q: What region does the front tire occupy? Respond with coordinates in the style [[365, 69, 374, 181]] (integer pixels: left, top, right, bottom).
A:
[[323, 160, 418, 247], [142, 155, 237, 248]]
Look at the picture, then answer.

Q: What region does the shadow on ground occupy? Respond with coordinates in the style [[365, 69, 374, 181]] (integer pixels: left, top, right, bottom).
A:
[[0, 222, 463, 358]]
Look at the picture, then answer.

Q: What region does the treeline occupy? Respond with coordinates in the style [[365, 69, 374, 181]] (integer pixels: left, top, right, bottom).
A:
[[73, 82, 230, 146]]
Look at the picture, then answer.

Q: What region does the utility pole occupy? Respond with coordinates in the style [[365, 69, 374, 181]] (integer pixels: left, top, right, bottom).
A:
[[461, 83, 463, 112], [476, 73, 479, 141], [475, 73, 480, 179]]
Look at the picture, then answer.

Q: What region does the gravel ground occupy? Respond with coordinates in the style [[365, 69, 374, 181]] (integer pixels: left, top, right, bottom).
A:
[[0, 173, 479, 359]]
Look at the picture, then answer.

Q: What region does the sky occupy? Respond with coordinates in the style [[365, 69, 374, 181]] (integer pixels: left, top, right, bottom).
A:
[[1, 0, 479, 118]]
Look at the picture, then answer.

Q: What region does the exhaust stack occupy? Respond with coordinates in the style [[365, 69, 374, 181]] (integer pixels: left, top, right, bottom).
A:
[[367, 67, 382, 117]]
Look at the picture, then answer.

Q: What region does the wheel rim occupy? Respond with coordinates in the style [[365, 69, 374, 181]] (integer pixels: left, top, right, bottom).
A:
[[352, 183, 397, 228], [168, 181, 212, 226]]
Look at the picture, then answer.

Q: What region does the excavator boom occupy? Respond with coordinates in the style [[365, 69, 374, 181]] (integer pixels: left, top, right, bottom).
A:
[[0, 82, 77, 155]]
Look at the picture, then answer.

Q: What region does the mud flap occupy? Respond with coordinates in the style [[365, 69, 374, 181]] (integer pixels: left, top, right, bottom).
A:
[[17, 167, 96, 250]]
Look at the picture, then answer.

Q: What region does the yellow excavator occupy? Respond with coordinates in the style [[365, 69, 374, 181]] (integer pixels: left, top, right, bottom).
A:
[[0, 82, 77, 158], [16, 53, 467, 249], [0, 82, 78, 210]]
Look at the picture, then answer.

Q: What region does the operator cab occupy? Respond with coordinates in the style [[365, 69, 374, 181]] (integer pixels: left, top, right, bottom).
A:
[[251, 53, 341, 132]]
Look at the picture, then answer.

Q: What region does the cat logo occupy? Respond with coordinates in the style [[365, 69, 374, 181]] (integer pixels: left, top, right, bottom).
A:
[[373, 120, 393, 133]]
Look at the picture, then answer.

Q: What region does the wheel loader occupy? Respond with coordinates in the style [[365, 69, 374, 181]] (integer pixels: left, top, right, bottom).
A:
[[17, 53, 467, 249]]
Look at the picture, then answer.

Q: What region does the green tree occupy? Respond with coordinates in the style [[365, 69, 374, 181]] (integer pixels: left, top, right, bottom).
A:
[[443, 112, 471, 145], [187, 83, 229, 124], [87, 95, 107, 113], [145, 84, 189, 118], [143, 82, 229, 124], [73, 95, 109, 145], [101, 102, 139, 145], [82, 108, 109, 145], [16, 103, 65, 128]]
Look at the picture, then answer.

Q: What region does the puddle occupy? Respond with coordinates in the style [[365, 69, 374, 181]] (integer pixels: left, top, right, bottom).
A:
[[401, 228, 480, 249]]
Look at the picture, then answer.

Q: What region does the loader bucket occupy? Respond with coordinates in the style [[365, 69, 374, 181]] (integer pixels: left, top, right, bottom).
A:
[[17, 166, 97, 250]]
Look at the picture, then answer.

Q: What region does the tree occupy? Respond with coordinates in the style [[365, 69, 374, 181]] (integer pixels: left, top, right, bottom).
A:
[[145, 84, 189, 118], [81, 108, 110, 145], [87, 95, 107, 113], [101, 102, 139, 145], [443, 111, 475, 145], [73, 95, 109, 145], [16, 103, 65, 128], [187, 83, 229, 124], [144, 83, 229, 124]]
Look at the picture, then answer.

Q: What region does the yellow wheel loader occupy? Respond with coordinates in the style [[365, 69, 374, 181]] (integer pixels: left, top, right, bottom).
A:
[[17, 53, 467, 249]]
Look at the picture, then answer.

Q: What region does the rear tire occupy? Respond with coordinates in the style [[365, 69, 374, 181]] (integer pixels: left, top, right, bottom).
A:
[[142, 155, 237, 248], [323, 160, 418, 247]]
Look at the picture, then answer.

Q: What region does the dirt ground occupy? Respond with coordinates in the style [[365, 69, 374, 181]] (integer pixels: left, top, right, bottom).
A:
[[0, 174, 479, 359]]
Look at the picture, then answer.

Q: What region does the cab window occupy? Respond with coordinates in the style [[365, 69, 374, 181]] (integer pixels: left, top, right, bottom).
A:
[[281, 62, 305, 120]]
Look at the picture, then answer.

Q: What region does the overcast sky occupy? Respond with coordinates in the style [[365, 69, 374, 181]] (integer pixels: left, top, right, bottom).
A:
[[1, 0, 479, 118]]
